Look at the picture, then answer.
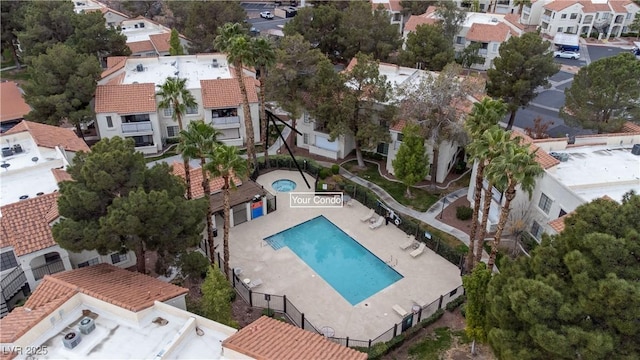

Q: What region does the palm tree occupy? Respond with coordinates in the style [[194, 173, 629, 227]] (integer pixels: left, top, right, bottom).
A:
[[157, 77, 197, 199], [251, 37, 276, 168], [463, 98, 507, 272], [214, 23, 258, 170], [204, 145, 248, 280], [485, 139, 543, 270], [470, 126, 512, 266], [178, 120, 222, 264], [513, 0, 531, 15]]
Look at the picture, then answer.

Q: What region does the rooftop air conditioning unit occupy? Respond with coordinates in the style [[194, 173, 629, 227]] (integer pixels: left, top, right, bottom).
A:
[[136, 64, 144, 72], [78, 317, 96, 335], [63, 331, 82, 349], [212, 59, 219, 68], [491, 18, 498, 23], [632, 144, 640, 156], [139, 22, 145, 28]]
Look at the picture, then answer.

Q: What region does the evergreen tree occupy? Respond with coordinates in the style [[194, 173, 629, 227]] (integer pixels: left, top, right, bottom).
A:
[[201, 266, 238, 328], [169, 29, 185, 55], [67, 10, 131, 62], [392, 123, 429, 198], [283, 5, 343, 62], [562, 53, 640, 133], [398, 23, 454, 71], [17, 1, 75, 61], [1, 1, 26, 69], [487, 32, 559, 129], [463, 262, 492, 347], [486, 193, 640, 359], [435, 0, 467, 43]]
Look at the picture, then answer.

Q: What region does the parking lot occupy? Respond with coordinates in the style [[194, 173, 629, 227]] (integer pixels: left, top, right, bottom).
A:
[[241, 2, 293, 33]]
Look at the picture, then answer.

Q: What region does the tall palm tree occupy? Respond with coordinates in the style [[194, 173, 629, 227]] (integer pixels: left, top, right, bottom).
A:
[[178, 120, 222, 264], [157, 77, 197, 199], [214, 23, 258, 170], [251, 37, 276, 168], [470, 126, 512, 266], [485, 140, 543, 270], [204, 145, 248, 280], [463, 98, 507, 272]]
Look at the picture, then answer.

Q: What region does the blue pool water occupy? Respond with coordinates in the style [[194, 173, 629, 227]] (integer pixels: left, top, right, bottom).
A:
[[272, 179, 296, 192], [264, 216, 403, 305]]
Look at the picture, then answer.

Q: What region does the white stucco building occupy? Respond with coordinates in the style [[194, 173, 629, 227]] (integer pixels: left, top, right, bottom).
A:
[[95, 54, 260, 155]]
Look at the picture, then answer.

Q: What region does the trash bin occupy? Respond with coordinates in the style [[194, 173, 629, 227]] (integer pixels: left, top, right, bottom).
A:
[[213, 228, 218, 237]]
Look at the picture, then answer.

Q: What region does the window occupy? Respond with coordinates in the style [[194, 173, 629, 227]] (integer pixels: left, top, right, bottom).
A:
[[303, 133, 309, 144], [538, 193, 553, 214], [167, 126, 179, 138], [397, 133, 404, 142], [106, 116, 113, 128], [77, 258, 99, 268], [163, 108, 174, 117], [530, 221, 543, 239], [304, 112, 311, 123], [559, 209, 567, 217], [111, 253, 128, 264], [558, 27, 564, 33], [0, 251, 18, 271], [456, 36, 464, 45], [570, 13, 577, 20], [186, 106, 198, 115], [567, 27, 574, 33], [561, 14, 567, 19], [492, 43, 498, 52]]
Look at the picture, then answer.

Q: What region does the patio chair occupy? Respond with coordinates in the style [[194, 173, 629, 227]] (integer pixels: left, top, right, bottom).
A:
[[247, 278, 263, 289], [360, 208, 375, 222], [369, 216, 384, 230], [410, 243, 426, 258], [400, 236, 415, 250], [392, 304, 408, 317]]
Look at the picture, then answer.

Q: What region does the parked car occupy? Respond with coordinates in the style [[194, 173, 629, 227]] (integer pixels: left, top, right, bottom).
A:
[[554, 50, 580, 59], [260, 11, 274, 19]]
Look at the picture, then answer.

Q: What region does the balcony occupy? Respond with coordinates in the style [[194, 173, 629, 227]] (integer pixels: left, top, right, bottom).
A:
[[542, 14, 551, 22], [1, 266, 28, 300], [122, 121, 153, 134], [212, 116, 241, 129], [32, 259, 66, 281]]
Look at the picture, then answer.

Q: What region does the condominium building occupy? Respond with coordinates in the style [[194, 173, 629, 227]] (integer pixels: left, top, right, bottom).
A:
[[95, 54, 260, 155]]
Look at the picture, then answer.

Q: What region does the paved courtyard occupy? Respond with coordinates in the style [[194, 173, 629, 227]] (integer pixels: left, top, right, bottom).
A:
[[222, 170, 462, 341]]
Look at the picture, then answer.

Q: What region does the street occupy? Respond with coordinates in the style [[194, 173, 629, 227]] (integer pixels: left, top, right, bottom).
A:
[[241, 2, 293, 33]]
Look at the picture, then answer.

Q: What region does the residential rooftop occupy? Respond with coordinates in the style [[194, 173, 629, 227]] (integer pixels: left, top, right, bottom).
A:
[[120, 17, 171, 44], [0, 82, 31, 123], [114, 55, 233, 89], [549, 145, 640, 202]]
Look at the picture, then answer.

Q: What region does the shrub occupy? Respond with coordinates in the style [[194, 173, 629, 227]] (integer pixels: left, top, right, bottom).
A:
[[179, 251, 210, 279], [318, 168, 331, 179], [445, 295, 466, 312], [456, 206, 473, 220], [262, 308, 275, 317], [331, 164, 340, 174], [165, 137, 180, 144]]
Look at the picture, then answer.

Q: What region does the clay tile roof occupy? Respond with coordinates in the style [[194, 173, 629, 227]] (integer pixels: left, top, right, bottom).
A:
[[544, 0, 578, 11], [171, 162, 241, 199], [106, 56, 128, 69], [200, 78, 258, 109], [149, 32, 171, 53], [51, 168, 73, 183], [127, 40, 155, 54], [504, 13, 526, 31], [609, 0, 628, 12], [101, 57, 127, 79], [52, 263, 188, 312], [0, 264, 188, 343], [0, 193, 59, 256], [512, 131, 560, 169], [390, 119, 406, 132], [548, 214, 568, 233], [95, 83, 157, 114], [0, 278, 76, 343], [3, 120, 89, 152], [0, 82, 31, 123], [223, 316, 368, 360], [621, 121, 640, 133], [404, 9, 439, 32], [466, 22, 511, 43]]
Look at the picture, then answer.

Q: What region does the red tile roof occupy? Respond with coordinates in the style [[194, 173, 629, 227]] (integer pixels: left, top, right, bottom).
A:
[[466, 22, 511, 43], [223, 316, 368, 360], [171, 162, 241, 199], [95, 83, 157, 114], [548, 214, 568, 233], [390, 119, 406, 132], [106, 56, 128, 69], [0, 264, 188, 343], [404, 6, 439, 32], [51, 168, 73, 183], [544, 1, 579, 11], [149, 32, 171, 53], [0, 193, 59, 256], [200, 77, 258, 109], [621, 121, 640, 133], [128, 40, 155, 54], [503, 13, 526, 31], [3, 120, 90, 152], [101, 56, 127, 79], [513, 130, 560, 169], [0, 82, 31, 123]]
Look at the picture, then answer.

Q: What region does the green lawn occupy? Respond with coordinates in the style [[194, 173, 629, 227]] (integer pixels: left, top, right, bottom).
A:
[[344, 161, 438, 212], [408, 327, 453, 359], [0, 68, 31, 82]]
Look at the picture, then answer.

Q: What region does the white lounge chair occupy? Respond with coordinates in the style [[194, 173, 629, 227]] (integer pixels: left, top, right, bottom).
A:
[[410, 243, 426, 258], [392, 304, 408, 317], [369, 216, 384, 230], [247, 278, 263, 289], [360, 209, 375, 222], [400, 237, 415, 250]]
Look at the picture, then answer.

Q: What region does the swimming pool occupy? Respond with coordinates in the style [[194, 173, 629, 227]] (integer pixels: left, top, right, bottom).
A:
[[272, 179, 297, 192], [264, 216, 403, 305]]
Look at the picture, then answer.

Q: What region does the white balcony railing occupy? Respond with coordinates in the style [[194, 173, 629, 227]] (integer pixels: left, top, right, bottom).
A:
[[121, 121, 152, 133], [212, 116, 240, 126]]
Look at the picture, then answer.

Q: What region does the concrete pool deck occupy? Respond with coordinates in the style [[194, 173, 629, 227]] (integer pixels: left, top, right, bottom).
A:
[[222, 170, 463, 341]]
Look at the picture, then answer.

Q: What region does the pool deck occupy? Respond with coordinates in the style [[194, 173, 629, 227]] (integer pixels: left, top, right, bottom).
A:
[[222, 170, 463, 341]]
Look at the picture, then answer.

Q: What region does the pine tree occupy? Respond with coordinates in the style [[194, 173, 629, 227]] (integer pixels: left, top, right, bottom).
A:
[[392, 123, 429, 198]]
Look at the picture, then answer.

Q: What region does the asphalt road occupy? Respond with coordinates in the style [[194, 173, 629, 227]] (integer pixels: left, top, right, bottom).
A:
[[242, 2, 293, 33]]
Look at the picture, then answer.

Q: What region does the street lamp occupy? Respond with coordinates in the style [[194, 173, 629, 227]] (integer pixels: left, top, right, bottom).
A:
[[439, 197, 447, 220]]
